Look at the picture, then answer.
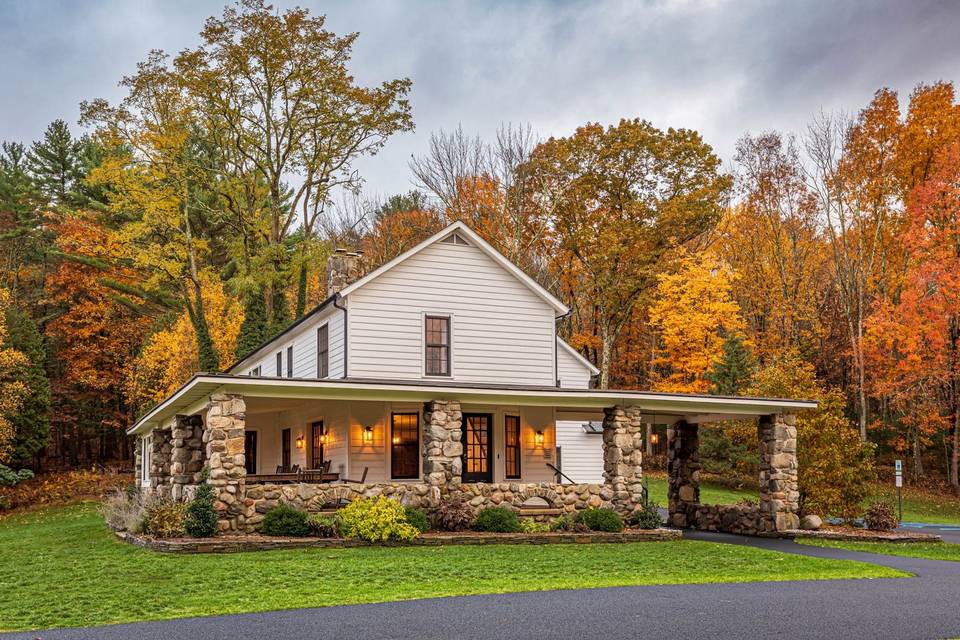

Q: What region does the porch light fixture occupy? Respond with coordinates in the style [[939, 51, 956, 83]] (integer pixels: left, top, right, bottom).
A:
[[295, 434, 305, 449], [649, 433, 660, 445], [534, 430, 545, 447], [319, 430, 330, 445], [363, 425, 374, 444]]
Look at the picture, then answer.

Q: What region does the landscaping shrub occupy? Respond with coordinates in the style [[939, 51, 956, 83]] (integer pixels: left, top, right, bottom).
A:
[[0, 464, 33, 487], [337, 496, 419, 542], [627, 501, 662, 530], [519, 518, 550, 533], [575, 508, 624, 532], [262, 504, 310, 537], [864, 502, 898, 531], [306, 514, 341, 538], [550, 514, 589, 533], [144, 498, 187, 538], [474, 506, 521, 533], [184, 482, 219, 538], [404, 506, 430, 533], [102, 490, 154, 533], [434, 493, 475, 531]]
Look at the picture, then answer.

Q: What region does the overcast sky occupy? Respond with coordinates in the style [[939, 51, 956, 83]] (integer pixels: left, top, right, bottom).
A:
[[2, 0, 959, 197]]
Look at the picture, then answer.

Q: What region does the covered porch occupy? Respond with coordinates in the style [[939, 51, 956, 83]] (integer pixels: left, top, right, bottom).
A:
[[132, 375, 815, 535]]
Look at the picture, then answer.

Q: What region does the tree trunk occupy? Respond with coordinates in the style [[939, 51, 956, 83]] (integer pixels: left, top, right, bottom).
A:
[[598, 320, 613, 390]]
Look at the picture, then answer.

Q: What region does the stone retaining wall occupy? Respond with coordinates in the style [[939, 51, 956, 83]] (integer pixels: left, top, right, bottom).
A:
[[239, 481, 618, 532]]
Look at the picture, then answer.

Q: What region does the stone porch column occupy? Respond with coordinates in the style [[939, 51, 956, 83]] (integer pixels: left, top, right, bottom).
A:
[[422, 400, 463, 490], [667, 420, 700, 528], [758, 413, 800, 532], [150, 426, 173, 497], [204, 393, 247, 531], [601, 405, 644, 515], [170, 414, 205, 501]]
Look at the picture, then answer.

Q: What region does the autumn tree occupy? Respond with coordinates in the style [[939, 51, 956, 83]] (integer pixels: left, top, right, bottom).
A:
[[648, 254, 744, 393], [526, 119, 732, 387], [175, 0, 413, 319]]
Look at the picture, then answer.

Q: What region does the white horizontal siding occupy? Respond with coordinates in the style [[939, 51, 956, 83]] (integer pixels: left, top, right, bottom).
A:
[[555, 421, 604, 484], [557, 341, 593, 389], [347, 241, 557, 385], [239, 305, 345, 380]]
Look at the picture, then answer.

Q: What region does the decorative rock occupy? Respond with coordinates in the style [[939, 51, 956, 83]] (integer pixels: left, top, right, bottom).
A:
[[800, 514, 823, 531]]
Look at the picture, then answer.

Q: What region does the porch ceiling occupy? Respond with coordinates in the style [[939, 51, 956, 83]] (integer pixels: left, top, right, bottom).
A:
[[128, 374, 817, 435]]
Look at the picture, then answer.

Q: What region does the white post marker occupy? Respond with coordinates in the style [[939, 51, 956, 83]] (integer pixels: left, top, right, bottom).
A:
[[894, 459, 903, 521]]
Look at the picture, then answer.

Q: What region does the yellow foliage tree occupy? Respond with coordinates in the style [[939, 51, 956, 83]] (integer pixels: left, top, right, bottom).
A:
[[127, 274, 243, 411], [0, 289, 28, 463], [648, 254, 744, 393]]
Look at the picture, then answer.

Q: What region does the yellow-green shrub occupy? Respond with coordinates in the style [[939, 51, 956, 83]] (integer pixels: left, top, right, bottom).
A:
[[337, 496, 419, 542]]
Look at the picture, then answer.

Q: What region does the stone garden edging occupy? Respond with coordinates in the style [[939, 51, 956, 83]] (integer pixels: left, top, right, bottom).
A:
[[785, 529, 942, 543], [114, 527, 681, 554]]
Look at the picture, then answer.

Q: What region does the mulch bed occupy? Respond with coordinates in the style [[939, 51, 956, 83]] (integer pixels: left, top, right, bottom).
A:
[[115, 527, 681, 554], [785, 527, 942, 543]]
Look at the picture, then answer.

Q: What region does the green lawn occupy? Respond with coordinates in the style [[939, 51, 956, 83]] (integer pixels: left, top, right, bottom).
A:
[[799, 539, 960, 563], [0, 504, 906, 632], [644, 475, 757, 506]]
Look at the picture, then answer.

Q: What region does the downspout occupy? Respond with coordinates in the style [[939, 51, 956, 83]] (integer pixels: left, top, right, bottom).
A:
[[333, 293, 348, 378], [554, 309, 573, 387]]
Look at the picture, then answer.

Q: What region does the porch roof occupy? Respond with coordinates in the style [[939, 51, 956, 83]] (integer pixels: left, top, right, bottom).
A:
[[127, 373, 817, 435]]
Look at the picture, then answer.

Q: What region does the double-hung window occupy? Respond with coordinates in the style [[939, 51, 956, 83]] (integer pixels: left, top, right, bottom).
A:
[[424, 315, 451, 376], [286, 346, 293, 378], [391, 413, 419, 479], [276, 351, 282, 377], [141, 434, 152, 486], [317, 325, 329, 378]]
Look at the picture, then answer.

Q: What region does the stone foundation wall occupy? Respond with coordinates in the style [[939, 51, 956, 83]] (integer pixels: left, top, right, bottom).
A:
[[239, 481, 614, 532]]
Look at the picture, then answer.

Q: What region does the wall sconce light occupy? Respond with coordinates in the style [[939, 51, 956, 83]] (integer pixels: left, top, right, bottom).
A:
[[295, 434, 305, 449], [363, 425, 374, 444], [534, 430, 545, 447], [318, 430, 330, 446], [649, 433, 660, 445]]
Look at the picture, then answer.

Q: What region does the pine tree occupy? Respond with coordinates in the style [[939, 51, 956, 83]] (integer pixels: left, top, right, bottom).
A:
[[3, 306, 50, 467], [707, 333, 756, 396], [24, 120, 83, 204], [234, 288, 268, 360], [184, 479, 219, 537], [268, 290, 291, 338]]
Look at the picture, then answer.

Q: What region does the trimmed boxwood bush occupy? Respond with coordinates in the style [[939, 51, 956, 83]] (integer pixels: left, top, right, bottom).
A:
[[474, 506, 521, 533], [575, 507, 624, 532], [262, 504, 310, 537], [338, 496, 419, 542], [184, 482, 219, 538], [404, 506, 430, 533]]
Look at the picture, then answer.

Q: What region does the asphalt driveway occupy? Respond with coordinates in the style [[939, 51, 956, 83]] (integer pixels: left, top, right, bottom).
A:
[[5, 534, 959, 640]]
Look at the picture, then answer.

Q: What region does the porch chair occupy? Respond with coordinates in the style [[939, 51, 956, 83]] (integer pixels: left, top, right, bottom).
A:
[[341, 467, 368, 484]]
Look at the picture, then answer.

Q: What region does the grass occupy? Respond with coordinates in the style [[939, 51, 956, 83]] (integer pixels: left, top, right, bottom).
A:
[[799, 539, 960, 563], [645, 473, 960, 525], [0, 503, 906, 632]]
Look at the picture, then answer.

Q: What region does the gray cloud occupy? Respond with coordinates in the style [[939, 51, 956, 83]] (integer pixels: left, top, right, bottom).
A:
[[2, 0, 958, 197]]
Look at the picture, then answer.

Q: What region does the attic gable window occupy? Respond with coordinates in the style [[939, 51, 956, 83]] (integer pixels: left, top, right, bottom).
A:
[[424, 315, 451, 376], [440, 232, 470, 245]]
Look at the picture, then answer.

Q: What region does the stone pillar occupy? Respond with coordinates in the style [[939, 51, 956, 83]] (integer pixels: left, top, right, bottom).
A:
[[150, 427, 173, 497], [758, 413, 800, 532], [422, 400, 463, 490], [601, 405, 644, 515], [204, 393, 247, 531], [134, 436, 142, 489], [667, 420, 700, 528], [170, 415, 205, 501]]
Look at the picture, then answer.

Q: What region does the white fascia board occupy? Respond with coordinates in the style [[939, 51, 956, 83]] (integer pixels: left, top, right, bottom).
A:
[[128, 374, 817, 435], [337, 221, 569, 314], [557, 337, 600, 375]]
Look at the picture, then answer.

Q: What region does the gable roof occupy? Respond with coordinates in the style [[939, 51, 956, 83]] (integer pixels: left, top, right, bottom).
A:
[[557, 337, 601, 375], [338, 221, 569, 314]]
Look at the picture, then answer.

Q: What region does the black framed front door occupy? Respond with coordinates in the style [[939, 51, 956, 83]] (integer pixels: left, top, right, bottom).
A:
[[462, 413, 493, 482]]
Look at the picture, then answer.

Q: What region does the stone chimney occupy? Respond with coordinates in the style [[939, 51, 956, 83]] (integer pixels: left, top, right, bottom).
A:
[[326, 248, 365, 296]]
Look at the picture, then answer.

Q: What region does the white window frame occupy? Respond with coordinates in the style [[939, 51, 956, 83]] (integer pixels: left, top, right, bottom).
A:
[[141, 434, 153, 487]]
